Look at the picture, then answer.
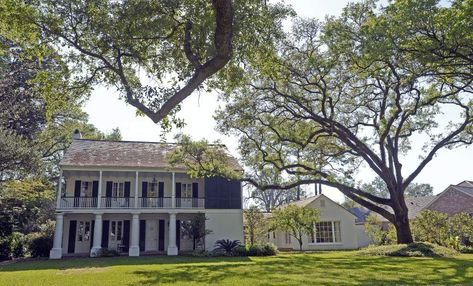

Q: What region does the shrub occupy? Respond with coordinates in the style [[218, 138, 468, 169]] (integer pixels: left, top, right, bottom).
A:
[[358, 242, 458, 257], [96, 248, 120, 257], [9, 232, 27, 258], [28, 233, 53, 257], [232, 243, 278, 256], [214, 239, 241, 255], [0, 237, 11, 260], [459, 246, 473, 254]]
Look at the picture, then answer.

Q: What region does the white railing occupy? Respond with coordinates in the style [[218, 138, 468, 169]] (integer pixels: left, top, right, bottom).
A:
[[58, 197, 205, 209], [60, 197, 98, 209], [139, 197, 172, 208], [101, 197, 134, 208], [175, 198, 205, 209]]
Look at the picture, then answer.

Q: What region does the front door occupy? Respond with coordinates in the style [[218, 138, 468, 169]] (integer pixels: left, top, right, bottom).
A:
[[68, 220, 77, 253], [109, 220, 123, 251], [145, 220, 158, 251]]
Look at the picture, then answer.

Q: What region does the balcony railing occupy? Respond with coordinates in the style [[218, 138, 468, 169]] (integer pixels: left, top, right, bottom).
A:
[[59, 196, 205, 209]]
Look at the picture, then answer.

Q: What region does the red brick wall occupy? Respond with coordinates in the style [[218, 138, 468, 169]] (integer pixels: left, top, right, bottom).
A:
[[427, 189, 473, 216]]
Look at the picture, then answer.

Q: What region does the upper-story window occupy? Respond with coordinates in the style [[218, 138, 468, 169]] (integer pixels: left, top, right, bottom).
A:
[[149, 182, 158, 197], [113, 182, 124, 197], [81, 182, 92, 197], [182, 183, 193, 198]]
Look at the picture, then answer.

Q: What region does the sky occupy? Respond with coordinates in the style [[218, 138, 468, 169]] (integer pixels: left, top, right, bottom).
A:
[[84, 0, 472, 203]]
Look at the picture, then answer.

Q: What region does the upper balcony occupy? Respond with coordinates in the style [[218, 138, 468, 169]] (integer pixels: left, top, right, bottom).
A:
[[58, 197, 205, 209]]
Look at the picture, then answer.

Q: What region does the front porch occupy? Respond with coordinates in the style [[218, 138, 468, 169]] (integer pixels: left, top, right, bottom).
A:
[[49, 212, 203, 259]]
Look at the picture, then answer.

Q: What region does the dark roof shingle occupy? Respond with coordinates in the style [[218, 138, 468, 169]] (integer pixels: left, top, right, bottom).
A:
[[60, 139, 241, 170]]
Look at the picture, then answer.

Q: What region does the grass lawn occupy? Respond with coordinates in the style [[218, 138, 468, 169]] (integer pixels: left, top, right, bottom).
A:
[[1, 251, 473, 286]]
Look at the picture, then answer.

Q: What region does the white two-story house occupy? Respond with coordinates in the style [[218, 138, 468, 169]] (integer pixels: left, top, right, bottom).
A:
[[49, 132, 244, 259]]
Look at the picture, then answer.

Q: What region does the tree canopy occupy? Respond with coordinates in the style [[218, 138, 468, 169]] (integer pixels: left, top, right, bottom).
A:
[[170, 0, 473, 244]]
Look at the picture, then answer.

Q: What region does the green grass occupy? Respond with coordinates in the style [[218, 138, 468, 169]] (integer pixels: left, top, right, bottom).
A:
[[1, 251, 473, 285]]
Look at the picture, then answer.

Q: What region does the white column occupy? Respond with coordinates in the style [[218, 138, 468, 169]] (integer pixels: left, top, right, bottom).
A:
[[56, 171, 63, 209], [97, 170, 103, 208], [90, 213, 103, 257], [134, 171, 139, 208], [167, 212, 178, 255], [49, 213, 64, 259], [171, 172, 176, 208], [129, 213, 140, 256]]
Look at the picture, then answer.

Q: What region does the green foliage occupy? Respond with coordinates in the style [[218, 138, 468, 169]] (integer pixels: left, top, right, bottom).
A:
[[271, 205, 319, 251], [96, 248, 120, 257], [361, 178, 433, 199], [411, 210, 450, 245], [364, 215, 387, 245], [27, 234, 53, 257], [243, 206, 267, 246], [181, 213, 212, 250], [9, 232, 27, 258], [358, 242, 458, 257], [232, 243, 278, 257], [214, 239, 241, 255]]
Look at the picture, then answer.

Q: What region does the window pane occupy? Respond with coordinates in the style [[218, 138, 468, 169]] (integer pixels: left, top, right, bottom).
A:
[[315, 221, 334, 243], [117, 221, 122, 241], [334, 221, 341, 242], [78, 221, 84, 241], [85, 221, 91, 241], [111, 221, 116, 241]]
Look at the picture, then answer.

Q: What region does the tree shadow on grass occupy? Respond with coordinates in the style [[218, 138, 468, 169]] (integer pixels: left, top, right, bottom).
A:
[[129, 254, 473, 286], [0, 255, 251, 272]]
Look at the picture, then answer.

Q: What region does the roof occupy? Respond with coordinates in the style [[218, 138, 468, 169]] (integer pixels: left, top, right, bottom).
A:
[[60, 139, 241, 170], [423, 181, 473, 210], [375, 195, 436, 222], [347, 207, 371, 224], [451, 185, 473, 197], [278, 194, 357, 219]]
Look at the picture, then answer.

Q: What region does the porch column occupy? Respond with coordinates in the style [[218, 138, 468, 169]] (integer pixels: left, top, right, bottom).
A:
[[134, 171, 139, 208], [49, 213, 64, 259], [167, 212, 178, 255], [97, 170, 103, 208], [129, 213, 140, 256], [171, 172, 176, 208], [90, 212, 103, 257], [56, 171, 63, 209]]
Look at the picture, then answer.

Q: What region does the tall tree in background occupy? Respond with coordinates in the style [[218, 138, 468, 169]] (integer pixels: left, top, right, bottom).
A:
[[243, 206, 267, 245], [170, 1, 473, 244], [32, 0, 292, 130]]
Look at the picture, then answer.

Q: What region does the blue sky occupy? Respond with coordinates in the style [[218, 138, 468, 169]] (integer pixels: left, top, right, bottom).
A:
[[84, 0, 472, 203]]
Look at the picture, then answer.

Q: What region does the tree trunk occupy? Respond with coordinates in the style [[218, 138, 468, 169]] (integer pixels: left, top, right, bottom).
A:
[[393, 207, 414, 244]]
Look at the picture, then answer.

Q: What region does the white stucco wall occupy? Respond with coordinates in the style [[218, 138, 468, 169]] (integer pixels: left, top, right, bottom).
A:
[[270, 195, 363, 250], [205, 210, 244, 251]]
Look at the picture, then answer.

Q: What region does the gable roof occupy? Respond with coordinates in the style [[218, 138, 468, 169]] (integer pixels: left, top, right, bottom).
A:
[[374, 195, 436, 222], [279, 194, 357, 219], [60, 139, 241, 170], [423, 181, 473, 210], [347, 207, 371, 224]]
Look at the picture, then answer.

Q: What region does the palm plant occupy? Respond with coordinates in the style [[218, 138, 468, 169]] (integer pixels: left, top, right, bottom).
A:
[[214, 239, 241, 254]]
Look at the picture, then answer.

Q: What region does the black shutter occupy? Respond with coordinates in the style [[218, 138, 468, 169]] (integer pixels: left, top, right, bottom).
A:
[[90, 220, 95, 249], [158, 182, 164, 207], [158, 182, 164, 197], [105, 181, 113, 208], [92, 181, 99, 207], [175, 183, 181, 208], [123, 220, 130, 249], [102, 220, 109, 248], [158, 220, 165, 251], [139, 220, 146, 251], [124, 181, 131, 207], [142, 182, 148, 207], [192, 182, 199, 207], [176, 219, 181, 250], [74, 180, 81, 207], [68, 220, 77, 253]]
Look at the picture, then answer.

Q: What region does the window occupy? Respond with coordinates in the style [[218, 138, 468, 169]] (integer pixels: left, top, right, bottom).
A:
[[182, 183, 192, 198], [149, 182, 158, 197], [285, 231, 291, 244], [110, 221, 123, 241], [113, 182, 124, 198], [77, 221, 91, 242], [81, 182, 92, 197], [309, 221, 341, 244]]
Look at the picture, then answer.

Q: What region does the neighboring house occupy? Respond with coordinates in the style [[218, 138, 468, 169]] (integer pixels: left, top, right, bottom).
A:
[[368, 181, 473, 225], [267, 194, 370, 250], [49, 133, 244, 259]]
